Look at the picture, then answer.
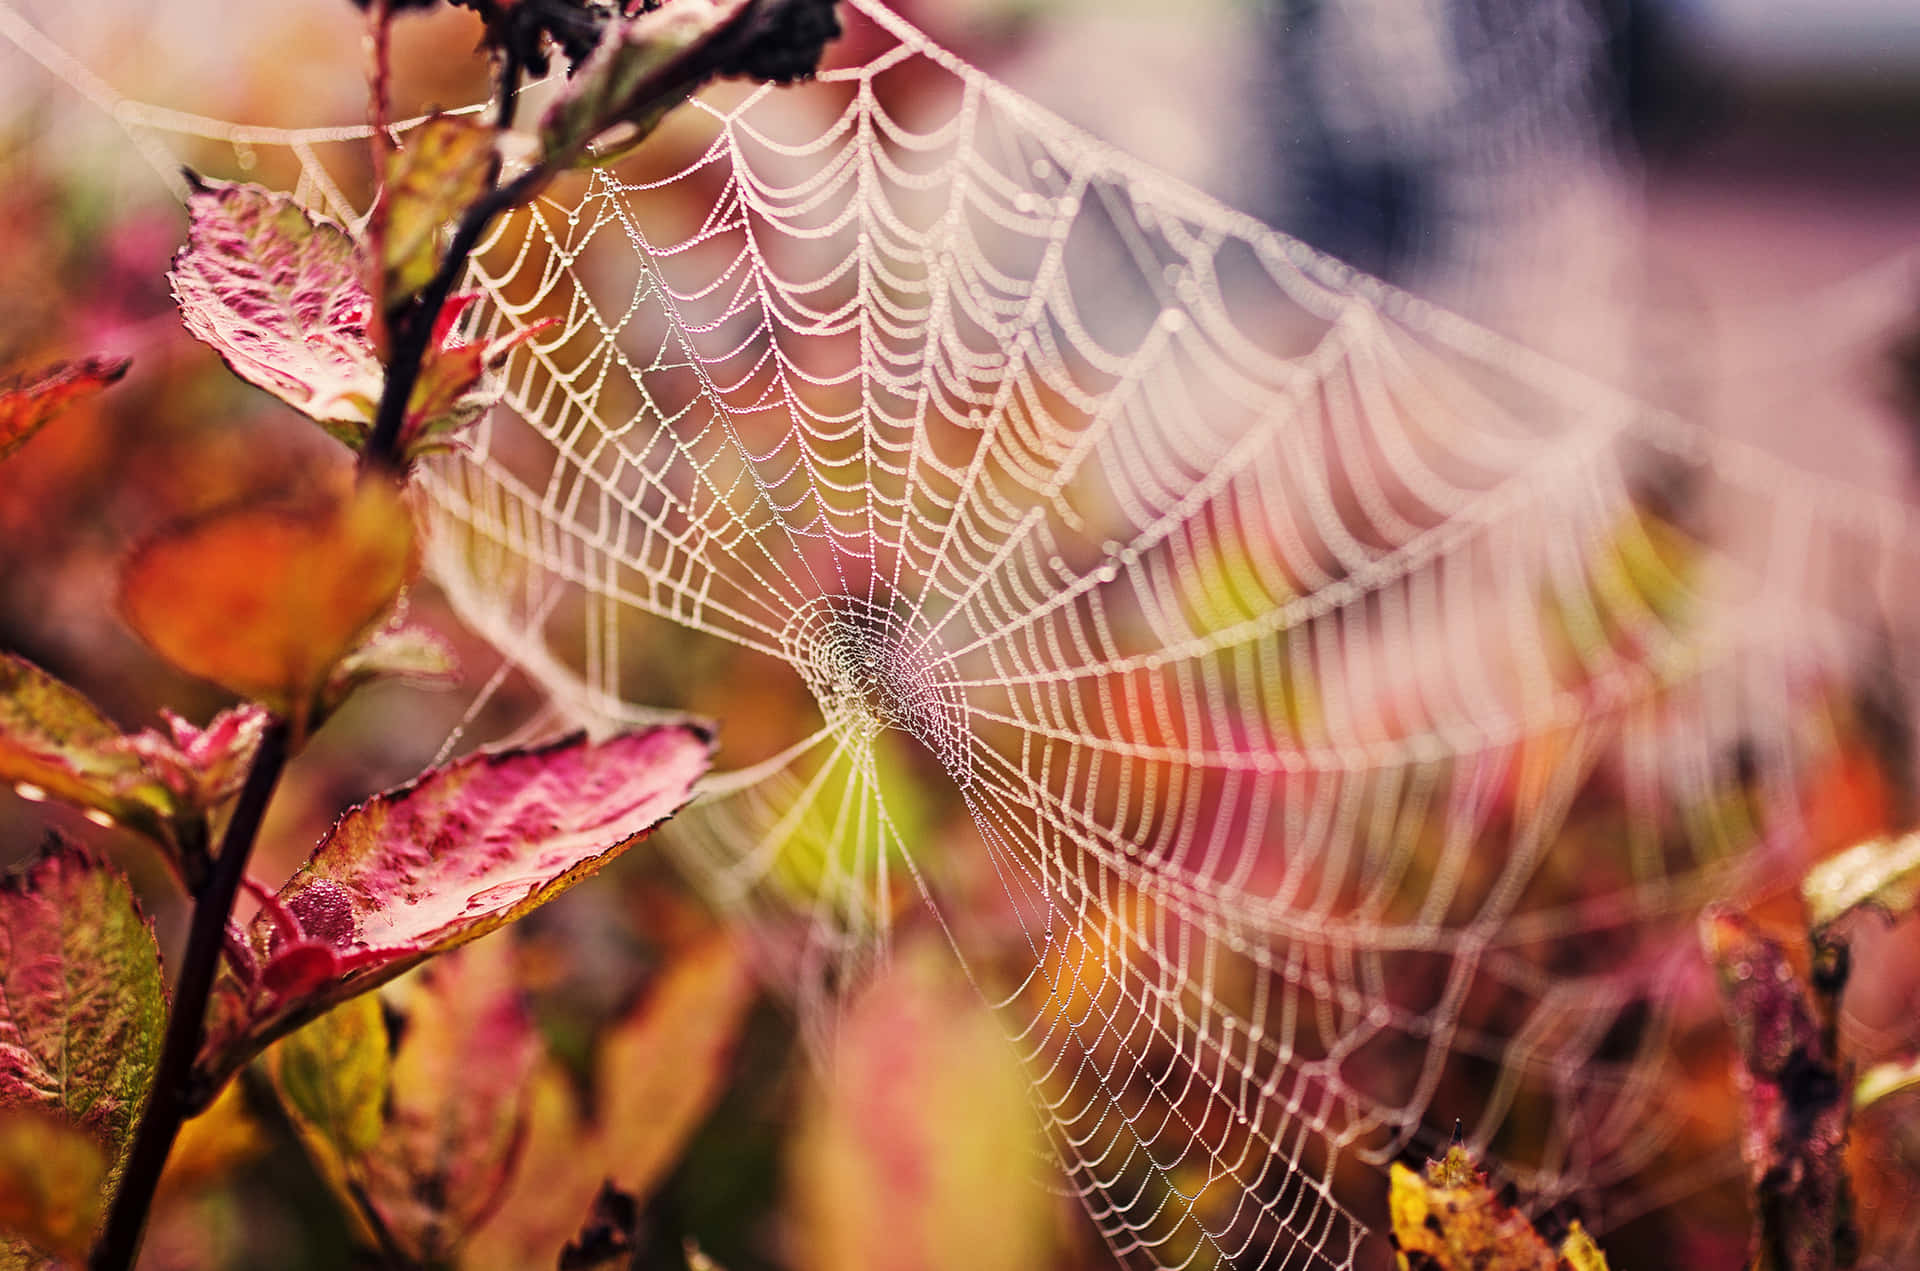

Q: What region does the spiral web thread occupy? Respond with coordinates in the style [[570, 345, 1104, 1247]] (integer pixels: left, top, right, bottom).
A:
[[10, 1, 1920, 1266]]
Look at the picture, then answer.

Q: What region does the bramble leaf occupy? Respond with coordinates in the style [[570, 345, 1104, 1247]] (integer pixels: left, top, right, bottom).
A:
[[0, 1107, 109, 1265], [0, 653, 180, 843], [788, 940, 1054, 1271], [0, 839, 165, 1196], [1386, 1144, 1606, 1270], [1803, 830, 1920, 937], [197, 725, 712, 1091], [0, 356, 130, 462], [271, 939, 537, 1264], [120, 703, 269, 813], [540, 0, 750, 166], [171, 180, 384, 443], [322, 624, 461, 715], [380, 115, 495, 311], [119, 477, 416, 715], [463, 932, 756, 1271]]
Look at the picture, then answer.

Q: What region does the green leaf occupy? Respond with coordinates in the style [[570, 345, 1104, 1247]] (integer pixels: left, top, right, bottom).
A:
[[788, 940, 1055, 1271], [170, 180, 385, 444], [271, 939, 537, 1264], [0, 839, 166, 1185], [196, 726, 713, 1093], [1802, 831, 1920, 936], [0, 653, 180, 843], [380, 114, 496, 311], [0, 1106, 109, 1265], [0, 356, 130, 462]]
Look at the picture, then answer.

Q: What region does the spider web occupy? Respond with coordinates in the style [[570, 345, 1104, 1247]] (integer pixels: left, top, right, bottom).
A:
[[9, 1, 1920, 1266]]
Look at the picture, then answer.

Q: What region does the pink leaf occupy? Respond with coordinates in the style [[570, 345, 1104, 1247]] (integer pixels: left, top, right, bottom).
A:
[[170, 180, 384, 444], [196, 726, 713, 1091]]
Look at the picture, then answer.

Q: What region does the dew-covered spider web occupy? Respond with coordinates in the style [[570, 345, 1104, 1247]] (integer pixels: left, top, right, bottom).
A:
[[9, 0, 1920, 1266]]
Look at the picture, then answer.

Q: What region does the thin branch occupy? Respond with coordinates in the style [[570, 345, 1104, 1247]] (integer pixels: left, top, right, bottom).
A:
[[90, 717, 293, 1271]]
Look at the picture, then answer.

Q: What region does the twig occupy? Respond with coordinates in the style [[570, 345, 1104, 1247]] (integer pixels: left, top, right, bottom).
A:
[[90, 717, 293, 1271]]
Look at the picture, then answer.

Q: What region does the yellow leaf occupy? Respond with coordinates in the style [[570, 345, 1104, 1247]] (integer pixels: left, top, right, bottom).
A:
[[0, 1107, 109, 1264], [381, 116, 495, 309], [789, 940, 1056, 1271]]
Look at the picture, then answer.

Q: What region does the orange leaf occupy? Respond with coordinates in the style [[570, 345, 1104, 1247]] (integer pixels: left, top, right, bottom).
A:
[[119, 477, 416, 712], [0, 356, 130, 461]]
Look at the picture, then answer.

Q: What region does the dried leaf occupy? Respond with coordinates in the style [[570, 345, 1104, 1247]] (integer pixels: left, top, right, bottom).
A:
[[0, 653, 179, 843], [171, 180, 384, 443], [380, 115, 495, 310], [1387, 1147, 1563, 1270], [0, 839, 166, 1171], [1701, 906, 1854, 1271], [0, 1107, 108, 1264], [197, 726, 712, 1090], [0, 356, 130, 462], [271, 940, 537, 1263], [789, 940, 1054, 1271], [119, 478, 416, 714], [463, 933, 756, 1271], [1803, 831, 1920, 937]]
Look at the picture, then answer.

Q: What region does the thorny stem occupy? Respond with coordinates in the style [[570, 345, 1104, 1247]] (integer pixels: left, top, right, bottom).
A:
[[91, 717, 293, 1271]]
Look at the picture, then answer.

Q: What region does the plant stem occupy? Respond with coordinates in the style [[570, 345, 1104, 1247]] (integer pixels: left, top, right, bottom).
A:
[[90, 717, 293, 1271], [361, 56, 532, 476]]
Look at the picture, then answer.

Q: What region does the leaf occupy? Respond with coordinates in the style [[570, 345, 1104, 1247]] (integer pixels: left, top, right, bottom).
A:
[[120, 704, 270, 813], [270, 939, 538, 1264], [1386, 1144, 1604, 1270], [119, 477, 417, 714], [171, 180, 384, 443], [1856, 1053, 1920, 1112], [380, 115, 495, 311], [400, 298, 552, 460], [322, 624, 461, 715], [0, 653, 180, 843], [540, 0, 750, 166], [1802, 831, 1920, 937], [463, 932, 756, 1271], [196, 725, 712, 1091], [596, 933, 755, 1198], [0, 838, 167, 1173], [1700, 906, 1853, 1271], [788, 939, 1055, 1271], [0, 356, 131, 462], [0, 1107, 108, 1264]]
